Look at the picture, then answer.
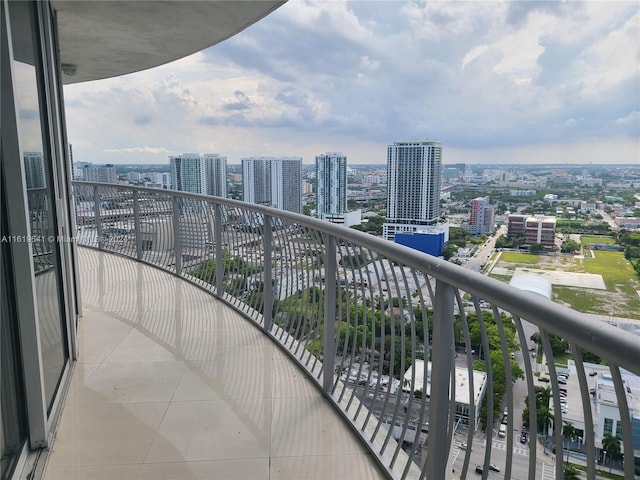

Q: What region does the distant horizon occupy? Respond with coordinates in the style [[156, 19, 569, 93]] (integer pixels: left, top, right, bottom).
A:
[[76, 160, 640, 168]]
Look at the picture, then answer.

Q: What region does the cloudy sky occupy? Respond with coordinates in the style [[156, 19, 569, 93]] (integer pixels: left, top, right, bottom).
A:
[[64, 0, 640, 166]]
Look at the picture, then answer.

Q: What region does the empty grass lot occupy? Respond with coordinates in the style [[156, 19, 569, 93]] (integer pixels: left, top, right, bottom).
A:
[[581, 235, 616, 245], [493, 250, 640, 319], [496, 252, 540, 264]]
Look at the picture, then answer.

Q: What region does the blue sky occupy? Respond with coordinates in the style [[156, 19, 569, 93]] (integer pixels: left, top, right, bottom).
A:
[[64, 0, 640, 165]]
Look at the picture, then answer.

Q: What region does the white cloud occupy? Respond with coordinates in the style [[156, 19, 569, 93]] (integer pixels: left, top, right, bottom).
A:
[[572, 10, 640, 96], [104, 146, 171, 155], [63, 0, 640, 165], [615, 111, 640, 125]]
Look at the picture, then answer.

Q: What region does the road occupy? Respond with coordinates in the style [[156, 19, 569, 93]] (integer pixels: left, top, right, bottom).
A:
[[449, 434, 551, 480], [463, 225, 506, 273]]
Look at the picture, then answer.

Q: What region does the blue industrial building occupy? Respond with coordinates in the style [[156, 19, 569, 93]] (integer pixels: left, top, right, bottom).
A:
[[395, 231, 446, 257]]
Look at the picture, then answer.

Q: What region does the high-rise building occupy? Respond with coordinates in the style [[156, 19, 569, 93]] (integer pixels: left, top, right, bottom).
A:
[[383, 139, 442, 241], [203, 154, 227, 198], [23, 151, 45, 189], [242, 157, 302, 213], [151, 172, 172, 190], [465, 196, 495, 235], [83, 164, 117, 183], [315, 152, 347, 221], [169, 153, 227, 197]]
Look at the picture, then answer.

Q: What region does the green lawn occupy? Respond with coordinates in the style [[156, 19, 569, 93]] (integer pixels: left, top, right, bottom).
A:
[[580, 235, 616, 245], [553, 286, 605, 313], [489, 274, 512, 283], [497, 252, 540, 264], [552, 250, 640, 319], [553, 351, 572, 367], [496, 250, 640, 320], [584, 250, 639, 288]]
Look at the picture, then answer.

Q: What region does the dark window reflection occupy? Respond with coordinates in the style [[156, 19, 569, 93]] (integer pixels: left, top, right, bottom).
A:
[[9, 0, 67, 411], [1, 185, 29, 480]]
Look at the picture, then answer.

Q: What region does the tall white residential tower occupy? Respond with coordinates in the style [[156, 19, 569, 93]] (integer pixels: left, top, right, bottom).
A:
[[315, 152, 347, 220], [242, 157, 302, 213], [169, 153, 227, 197], [383, 139, 442, 241]]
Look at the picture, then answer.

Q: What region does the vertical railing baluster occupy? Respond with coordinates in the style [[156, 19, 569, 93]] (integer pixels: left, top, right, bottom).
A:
[[133, 189, 142, 260], [93, 186, 102, 249], [426, 279, 455, 480], [172, 196, 182, 275], [610, 364, 635, 479], [214, 204, 223, 297], [323, 234, 336, 395], [263, 215, 273, 333]]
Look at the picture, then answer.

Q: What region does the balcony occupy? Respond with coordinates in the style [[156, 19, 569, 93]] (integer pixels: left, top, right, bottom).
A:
[[46, 182, 640, 479], [44, 248, 384, 479]]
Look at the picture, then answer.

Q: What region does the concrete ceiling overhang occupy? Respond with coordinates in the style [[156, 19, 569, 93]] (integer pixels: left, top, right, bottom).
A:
[[52, 1, 285, 84]]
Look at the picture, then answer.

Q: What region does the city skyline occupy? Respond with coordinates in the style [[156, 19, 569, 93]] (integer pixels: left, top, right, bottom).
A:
[[63, 1, 639, 166]]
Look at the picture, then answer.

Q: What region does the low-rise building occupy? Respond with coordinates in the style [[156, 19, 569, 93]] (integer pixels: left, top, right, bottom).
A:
[[403, 360, 487, 430]]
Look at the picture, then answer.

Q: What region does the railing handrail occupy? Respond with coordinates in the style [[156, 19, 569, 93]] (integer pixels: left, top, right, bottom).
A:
[[73, 181, 640, 376]]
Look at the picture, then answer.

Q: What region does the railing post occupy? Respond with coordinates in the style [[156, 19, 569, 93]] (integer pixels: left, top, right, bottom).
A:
[[263, 215, 273, 333], [322, 234, 336, 395], [426, 279, 455, 480], [93, 186, 102, 249], [214, 204, 223, 297], [172, 196, 182, 275], [132, 190, 142, 260]]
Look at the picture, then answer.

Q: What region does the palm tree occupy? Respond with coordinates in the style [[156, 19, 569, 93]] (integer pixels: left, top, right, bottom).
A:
[[562, 421, 577, 463], [602, 433, 621, 473], [535, 385, 552, 409], [537, 406, 554, 450]]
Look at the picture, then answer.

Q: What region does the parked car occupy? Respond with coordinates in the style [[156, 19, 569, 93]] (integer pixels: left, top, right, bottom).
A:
[[538, 377, 550, 383]]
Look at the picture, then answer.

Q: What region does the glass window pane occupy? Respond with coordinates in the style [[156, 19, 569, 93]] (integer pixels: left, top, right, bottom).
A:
[[9, 0, 68, 412], [1, 181, 28, 480]]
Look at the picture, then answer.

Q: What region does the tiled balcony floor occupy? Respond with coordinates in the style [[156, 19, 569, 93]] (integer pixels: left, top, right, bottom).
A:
[[44, 248, 385, 480]]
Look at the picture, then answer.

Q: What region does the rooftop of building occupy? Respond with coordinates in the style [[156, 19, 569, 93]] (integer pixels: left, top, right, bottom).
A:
[[403, 360, 487, 406]]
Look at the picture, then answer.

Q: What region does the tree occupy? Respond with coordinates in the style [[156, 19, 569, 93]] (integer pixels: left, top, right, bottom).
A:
[[537, 406, 554, 437], [536, 385, 552, 409], [443, 242, 458, 260], [562, 421, 577, 463], [602, 433, 621, 473], [563, 463, 580, 480], [530, 332, 541, 344], [561, 240, 581, 253], [529, 243, 545, 254]]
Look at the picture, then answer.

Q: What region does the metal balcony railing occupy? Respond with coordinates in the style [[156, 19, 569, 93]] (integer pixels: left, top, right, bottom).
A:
[[71, 182, 640, 480]]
